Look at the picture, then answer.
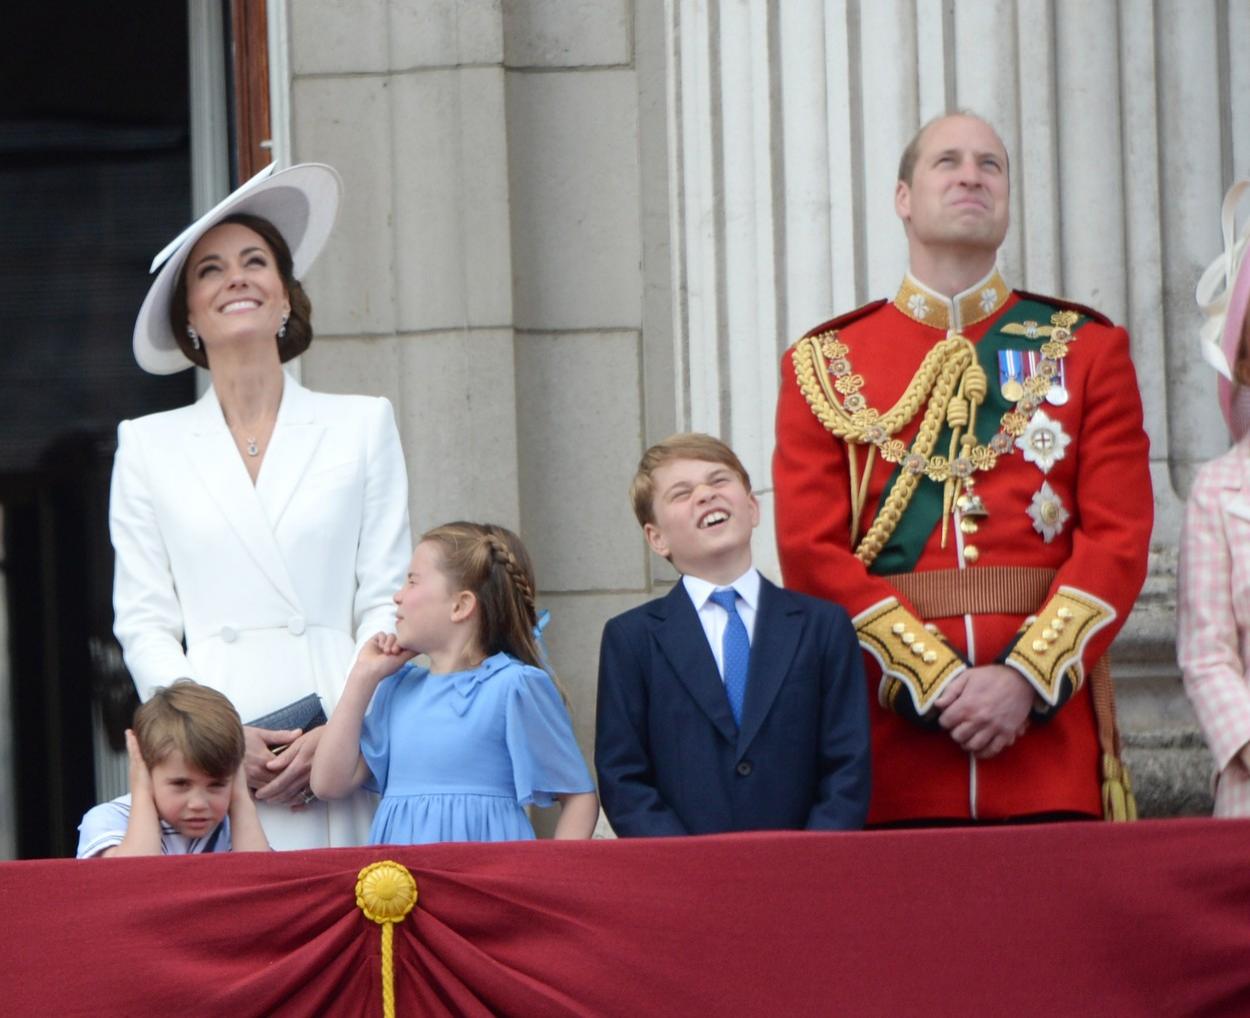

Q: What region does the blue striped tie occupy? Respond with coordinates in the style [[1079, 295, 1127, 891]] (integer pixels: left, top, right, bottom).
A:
[[709, 588, 750, 726]]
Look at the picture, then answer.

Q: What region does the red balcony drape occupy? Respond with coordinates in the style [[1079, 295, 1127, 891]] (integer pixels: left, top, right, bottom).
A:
[[5, 819, 1249, 1016]]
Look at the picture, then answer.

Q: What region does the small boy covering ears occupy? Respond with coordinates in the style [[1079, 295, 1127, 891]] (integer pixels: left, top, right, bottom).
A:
[[77, 680, 269, 857], [595, 433, 871, 836]]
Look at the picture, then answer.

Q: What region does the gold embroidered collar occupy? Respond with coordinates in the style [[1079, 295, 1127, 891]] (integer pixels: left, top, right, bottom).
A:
[[893, 268, 1010, 331]]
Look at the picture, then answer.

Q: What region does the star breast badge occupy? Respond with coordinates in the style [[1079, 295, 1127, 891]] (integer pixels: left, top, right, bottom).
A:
[[1015, 409, 1070, 473], [1027, 482, 1070, 542]]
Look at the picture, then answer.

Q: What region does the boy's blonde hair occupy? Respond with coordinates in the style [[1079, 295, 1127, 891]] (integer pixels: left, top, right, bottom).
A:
[[629, 432, 753, 528], [134, 680, 245, 779]]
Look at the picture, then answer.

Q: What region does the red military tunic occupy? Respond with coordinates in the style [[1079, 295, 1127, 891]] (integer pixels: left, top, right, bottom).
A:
[[773, 269, 1152, 823]]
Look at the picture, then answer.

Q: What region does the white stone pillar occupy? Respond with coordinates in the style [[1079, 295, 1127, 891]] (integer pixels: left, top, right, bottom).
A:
[[287, 0, 523, 533]]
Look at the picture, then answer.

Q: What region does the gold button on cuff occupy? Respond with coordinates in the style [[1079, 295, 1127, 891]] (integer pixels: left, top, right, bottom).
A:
[[923, 651, 938, 664], [923, 623, 939, 634], [854, 599, 968, 714], [1007, 587, 1114, 708], [891, 622, 906, 635]]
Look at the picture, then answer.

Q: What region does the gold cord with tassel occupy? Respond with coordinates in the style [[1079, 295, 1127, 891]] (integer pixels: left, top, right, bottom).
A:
[[356, 861, 419, 1017]]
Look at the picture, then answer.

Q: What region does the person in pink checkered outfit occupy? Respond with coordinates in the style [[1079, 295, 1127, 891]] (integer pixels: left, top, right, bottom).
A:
[[1179, 179, 1250, 816]]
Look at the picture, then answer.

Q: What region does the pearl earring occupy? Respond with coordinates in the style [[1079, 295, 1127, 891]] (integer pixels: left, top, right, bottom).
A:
[[277, 313, 289, 341], [186, 325, 201, 350]]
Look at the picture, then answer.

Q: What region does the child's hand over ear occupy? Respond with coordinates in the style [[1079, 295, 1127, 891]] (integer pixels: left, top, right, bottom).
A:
[[227, 759, 271, 852], [103, 730, 163, 856], [124, 729, 154, 802], [230, 759, 254, 810]]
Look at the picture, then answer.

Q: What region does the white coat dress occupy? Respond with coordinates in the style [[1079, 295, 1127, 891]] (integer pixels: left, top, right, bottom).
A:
[[109, 375, 411, 848]]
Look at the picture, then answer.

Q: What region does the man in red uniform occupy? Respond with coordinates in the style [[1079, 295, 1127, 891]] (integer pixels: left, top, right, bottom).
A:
[[773, 113, 1152, 823]]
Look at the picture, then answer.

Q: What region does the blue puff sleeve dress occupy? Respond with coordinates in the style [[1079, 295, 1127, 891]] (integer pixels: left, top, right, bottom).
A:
[[360, 651, 595, 844]]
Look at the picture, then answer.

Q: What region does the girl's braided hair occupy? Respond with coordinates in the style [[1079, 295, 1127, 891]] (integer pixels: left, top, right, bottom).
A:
[[420, 522, 556, 686]]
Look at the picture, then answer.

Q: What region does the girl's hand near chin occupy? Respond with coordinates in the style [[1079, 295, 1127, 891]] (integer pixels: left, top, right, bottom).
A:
[[351, 632, 418, 688]]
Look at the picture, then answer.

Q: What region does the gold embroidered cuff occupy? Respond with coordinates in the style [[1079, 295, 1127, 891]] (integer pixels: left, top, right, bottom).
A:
[[1005, 586, 1115, 706], [855, 599, 965, 714]]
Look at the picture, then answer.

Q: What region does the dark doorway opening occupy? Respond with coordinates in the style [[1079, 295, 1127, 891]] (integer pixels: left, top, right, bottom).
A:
[[1, 4, 197, 857]]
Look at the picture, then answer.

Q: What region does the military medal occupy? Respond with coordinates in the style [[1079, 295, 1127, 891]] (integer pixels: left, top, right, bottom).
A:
[[1045, 358, 1069, 406], [1019, 350, 1069, 406], [797, 303, 1082, 568], [998, 349, 1025, 402], [1015, 409, 1070, 473], [1027, 482, 1069, 543]]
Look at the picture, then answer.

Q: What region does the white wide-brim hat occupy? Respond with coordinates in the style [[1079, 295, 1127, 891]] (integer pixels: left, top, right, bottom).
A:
[[132, 162, 342, 375], [1196, 179, 1250, 438]]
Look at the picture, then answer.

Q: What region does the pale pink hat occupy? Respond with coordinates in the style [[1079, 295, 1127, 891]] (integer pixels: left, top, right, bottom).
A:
[[1197, 180, 1250, 439]]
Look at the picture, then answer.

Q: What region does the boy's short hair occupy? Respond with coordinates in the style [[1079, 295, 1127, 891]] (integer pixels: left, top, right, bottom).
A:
[[134, 680, 245, 779], [629, 432, 753, 527]]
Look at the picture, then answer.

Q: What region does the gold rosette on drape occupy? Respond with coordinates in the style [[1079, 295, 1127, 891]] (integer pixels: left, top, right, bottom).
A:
[[356, 860, 419, 1018]]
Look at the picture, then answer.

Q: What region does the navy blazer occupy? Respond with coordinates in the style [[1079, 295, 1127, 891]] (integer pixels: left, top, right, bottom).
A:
[[595, 576, 870, 836]]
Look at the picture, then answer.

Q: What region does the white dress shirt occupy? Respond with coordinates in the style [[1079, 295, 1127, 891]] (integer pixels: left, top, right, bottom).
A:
[[682, 567, 760, 683]]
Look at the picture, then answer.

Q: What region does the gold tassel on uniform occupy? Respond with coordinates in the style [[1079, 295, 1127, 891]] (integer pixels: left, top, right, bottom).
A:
[[1101, 753, 1137, 822], [1090, 654, 1138, 822]]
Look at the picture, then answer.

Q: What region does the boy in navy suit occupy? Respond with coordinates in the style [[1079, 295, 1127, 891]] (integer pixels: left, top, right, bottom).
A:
[[595, 433, 870, 836]]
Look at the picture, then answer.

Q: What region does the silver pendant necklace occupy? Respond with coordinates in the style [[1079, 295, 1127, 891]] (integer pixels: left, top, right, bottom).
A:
[[245, 436, 259, 457]]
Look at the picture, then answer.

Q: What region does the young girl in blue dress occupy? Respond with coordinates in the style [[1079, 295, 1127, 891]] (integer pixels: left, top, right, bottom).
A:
[[311, 522, 599, 843]]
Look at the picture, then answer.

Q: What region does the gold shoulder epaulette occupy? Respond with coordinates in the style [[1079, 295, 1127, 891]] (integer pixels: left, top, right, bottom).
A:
[[854, 598, 965, 714], [1013, 289, 1113, 327], [1005, 586, 1115, 705], [789, 299, 888, 348]]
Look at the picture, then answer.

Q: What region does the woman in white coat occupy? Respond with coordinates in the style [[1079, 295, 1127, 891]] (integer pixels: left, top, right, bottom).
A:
[[111, 164, 411, 848]]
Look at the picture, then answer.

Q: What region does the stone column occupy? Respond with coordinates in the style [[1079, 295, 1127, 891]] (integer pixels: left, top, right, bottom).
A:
[[289, 0, 523, 532], [279, 2, 664, 812]]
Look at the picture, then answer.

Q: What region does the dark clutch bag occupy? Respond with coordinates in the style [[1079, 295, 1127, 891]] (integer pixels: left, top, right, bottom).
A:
[[246, 693, 327, 734]]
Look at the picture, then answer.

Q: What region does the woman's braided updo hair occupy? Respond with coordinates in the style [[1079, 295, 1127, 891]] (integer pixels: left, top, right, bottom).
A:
[[419, 522, 552, 680]]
